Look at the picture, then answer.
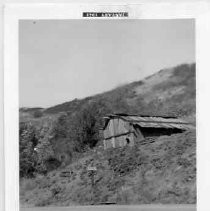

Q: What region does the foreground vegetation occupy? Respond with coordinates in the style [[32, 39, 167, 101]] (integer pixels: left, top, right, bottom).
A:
[[20, 130, 196, 206]]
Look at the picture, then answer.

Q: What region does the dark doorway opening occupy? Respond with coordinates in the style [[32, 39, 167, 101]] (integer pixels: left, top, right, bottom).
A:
[[140, 126, 184, 137], [126, 138, 130, 144], [133, 124, 184, 138]]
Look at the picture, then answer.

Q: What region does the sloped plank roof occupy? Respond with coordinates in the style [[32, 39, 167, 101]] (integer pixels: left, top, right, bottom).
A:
[[133, 122, 193, 130], [103, 114, 193, 130], [120, 115, 188, 124]]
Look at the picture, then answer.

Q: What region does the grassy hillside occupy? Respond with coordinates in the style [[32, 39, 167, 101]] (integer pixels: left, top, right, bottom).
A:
[[20, 130, 196, 206], [44, 63, 195, 119], [20, 63, 195, 126], [19, 63, 196, 206]]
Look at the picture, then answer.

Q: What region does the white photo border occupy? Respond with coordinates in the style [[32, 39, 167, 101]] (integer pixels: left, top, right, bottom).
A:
[[4, 2, 210, 211]]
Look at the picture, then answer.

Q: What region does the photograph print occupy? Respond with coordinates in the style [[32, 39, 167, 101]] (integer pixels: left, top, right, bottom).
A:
[[19, 19, 196, 210]]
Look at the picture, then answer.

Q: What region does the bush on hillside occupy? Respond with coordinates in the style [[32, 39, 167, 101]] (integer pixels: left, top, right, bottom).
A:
[[33, 110, 43, 118], [51, 102, 108, 154], [19, 122, 60, 177], [19, 123, 38, 177]]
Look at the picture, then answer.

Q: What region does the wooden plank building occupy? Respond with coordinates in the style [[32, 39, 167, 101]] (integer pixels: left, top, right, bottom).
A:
[[102, 113, 193, 149]]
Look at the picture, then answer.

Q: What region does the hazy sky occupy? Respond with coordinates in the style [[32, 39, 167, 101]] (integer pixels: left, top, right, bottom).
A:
[[19, 19, 195, 108]]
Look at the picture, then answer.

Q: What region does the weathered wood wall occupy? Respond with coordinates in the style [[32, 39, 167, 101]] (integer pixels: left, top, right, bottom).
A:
[[103, 118, 145, 149], [103, 118, 130, 139]]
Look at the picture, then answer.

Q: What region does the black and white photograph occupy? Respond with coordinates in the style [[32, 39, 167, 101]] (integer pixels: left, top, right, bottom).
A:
[[18, 18, 196, 210]]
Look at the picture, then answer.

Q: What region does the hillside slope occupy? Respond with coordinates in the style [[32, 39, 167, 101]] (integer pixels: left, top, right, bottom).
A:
[[20, 130, 196, 206], [44, 63, 195, 119], [20, 63, 195, 126]]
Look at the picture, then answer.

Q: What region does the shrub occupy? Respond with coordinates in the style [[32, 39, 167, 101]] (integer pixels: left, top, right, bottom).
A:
[[19, 123, 38, 178], [51, 185, 62, 197], [33, 110, 43, 118], [45, 157, 61, 171]]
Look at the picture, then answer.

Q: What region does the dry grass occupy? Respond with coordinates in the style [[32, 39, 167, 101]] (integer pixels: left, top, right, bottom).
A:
[[20, 130, 196, 206]]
